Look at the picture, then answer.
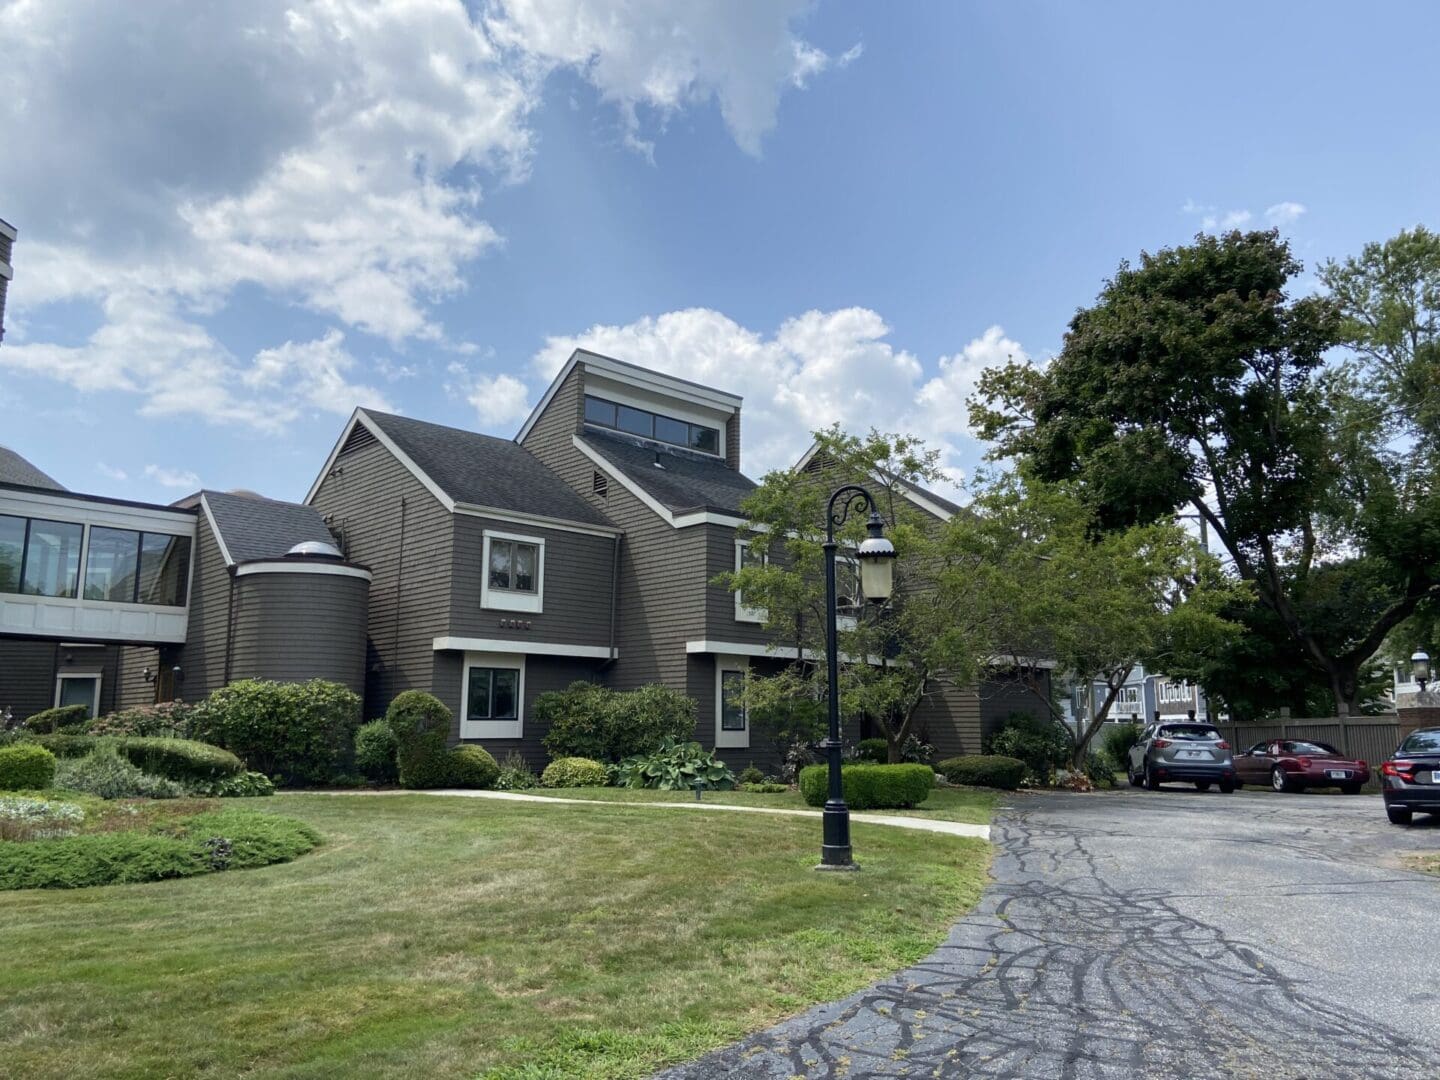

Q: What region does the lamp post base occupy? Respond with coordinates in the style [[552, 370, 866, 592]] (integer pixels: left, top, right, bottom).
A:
[[815, 854, 861, 872]]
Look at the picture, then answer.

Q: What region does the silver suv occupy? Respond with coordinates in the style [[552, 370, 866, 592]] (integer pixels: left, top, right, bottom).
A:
[[1127, 722, 1237, 793]]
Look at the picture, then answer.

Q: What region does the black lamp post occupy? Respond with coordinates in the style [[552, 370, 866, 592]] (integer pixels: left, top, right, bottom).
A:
[[818, 484, 897, 870], [1412, 649, 1431, 693]]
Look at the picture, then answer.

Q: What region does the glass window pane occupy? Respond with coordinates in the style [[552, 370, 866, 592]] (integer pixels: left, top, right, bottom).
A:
[[492, 669, 519, 719], [721, 670, 746, 730], [584, 396, 617, 427], [138, 533, 191, 606], [616, 405, 653, 437], [467, 668, 493, 720], [84, 527, 141, 602], [58, 676, 99, 716], [22, 518, 83, 598], [654, 415, 689, 446], [690, 425, 720, 454], [488, 539, 512, 590], [0, 514, 24, 594], [513, 543, 537, 592]]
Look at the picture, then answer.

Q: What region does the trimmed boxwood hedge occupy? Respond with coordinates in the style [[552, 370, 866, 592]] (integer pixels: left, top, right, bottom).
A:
[[798, 763, 935, 810], [935, 754, 1027, 790], [386, 691, 454, 789], [540, 757, 608, 788], [0, 807, 320, 890], [21, 705, 90, 733], [30, 735, 243, 783], [0, 743, 57, 791], [446, 745, 499, 789]]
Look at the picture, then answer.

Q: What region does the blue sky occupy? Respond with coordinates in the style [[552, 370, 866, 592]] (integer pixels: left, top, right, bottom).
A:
[[2, 0, 1437, 504]]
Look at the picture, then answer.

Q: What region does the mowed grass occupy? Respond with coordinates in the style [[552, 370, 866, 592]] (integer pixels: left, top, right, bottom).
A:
[[533, 783, 1000, 825], [0, 793, 990, 1079]]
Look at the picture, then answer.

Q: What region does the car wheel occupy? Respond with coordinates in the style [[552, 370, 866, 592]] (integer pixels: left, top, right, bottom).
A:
[[1341, 783, 1362, 795], [1219, 779, 1235, 794], [1271, 767, 1292, 793], [1386, 804, 1413, 826], [1145, 763, 1161, 791], [1195, 781, 1211, 791]]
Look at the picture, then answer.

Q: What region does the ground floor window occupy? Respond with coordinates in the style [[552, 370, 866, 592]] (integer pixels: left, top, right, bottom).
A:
[[460, 652, 525, 740], [715, 656, 749, 749], [55, 673, 101, 717]]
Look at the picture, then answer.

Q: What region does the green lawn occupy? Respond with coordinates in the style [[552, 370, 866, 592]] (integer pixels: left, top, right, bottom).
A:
[[0, 793, 990, 1079], [532, 783, 1000, 825]]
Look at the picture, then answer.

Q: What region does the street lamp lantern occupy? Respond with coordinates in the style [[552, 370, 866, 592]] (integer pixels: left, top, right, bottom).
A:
[[817, 484, 893, 871], [1412, 649, 1432, 692], [855, 511, 897, 603]]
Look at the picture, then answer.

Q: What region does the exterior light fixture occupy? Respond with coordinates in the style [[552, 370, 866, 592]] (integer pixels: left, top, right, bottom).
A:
[[1412, 649, 1431, 692], [855, 511, 897, 603]]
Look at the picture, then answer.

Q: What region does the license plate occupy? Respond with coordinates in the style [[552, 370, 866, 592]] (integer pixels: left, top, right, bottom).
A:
[[1177, 750, 1206, 760], [1326, 769, 1350, 780]]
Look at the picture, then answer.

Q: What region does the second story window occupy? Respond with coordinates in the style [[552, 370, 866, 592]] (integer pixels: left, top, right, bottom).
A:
[[583, 395, 722, 456], [482, 530, 544, 614]]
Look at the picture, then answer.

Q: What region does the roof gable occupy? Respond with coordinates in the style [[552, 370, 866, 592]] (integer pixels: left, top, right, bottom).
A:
[[200, 490, 336, 565]]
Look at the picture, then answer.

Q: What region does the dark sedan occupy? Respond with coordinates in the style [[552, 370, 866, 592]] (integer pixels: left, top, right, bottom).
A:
[[1234, 739, 1371, 794], [1381, 726, 1440, 825]]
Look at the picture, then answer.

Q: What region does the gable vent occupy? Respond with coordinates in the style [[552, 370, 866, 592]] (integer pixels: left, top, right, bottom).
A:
[[804, 451, 837, 474], [338, 423, 378, 457], [592, 470, 609, 497]]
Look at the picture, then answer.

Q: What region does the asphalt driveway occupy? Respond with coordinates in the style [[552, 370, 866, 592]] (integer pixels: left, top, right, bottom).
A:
[[659, 788, 1440, 1079]]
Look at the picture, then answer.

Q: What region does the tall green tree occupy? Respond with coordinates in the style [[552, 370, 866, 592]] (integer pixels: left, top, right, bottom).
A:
[[972, 228, 1440, 715]]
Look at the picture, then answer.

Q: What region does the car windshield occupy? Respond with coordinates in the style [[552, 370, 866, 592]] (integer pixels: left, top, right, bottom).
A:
[[1280, 741, 1338, 756], [1159, 725, 1221, 741], [1398, 731, 1440, 754]]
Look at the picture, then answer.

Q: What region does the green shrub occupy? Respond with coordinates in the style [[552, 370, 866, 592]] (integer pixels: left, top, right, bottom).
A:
[[86, 701, 194, 738], [386, 691, 454, 789], [354, 719, 398, 783], [1100, 722, 1143, 765], [985, 712, 1072, 783], [540, 757, 609, 788], [0, 743, 57, 790], [935, 754, 1027, 790], [0, 808, 320, 890], [610, 739, 736, 791], [31, 735, 242, 784], [190, 679, 361, 784], [53, 745, 187, 799], [1084, 749, 1120, 789], [538, 682, 696, 763], [798, 763, 935, 810], [495, 750, 538, 790], [186, 771, 276, 798], [22, 705, 90, 734], [446, 745, 499, 789], [737, 764, 766, 785], [739, 781, 788, 794], [854, 738, 888, 763]]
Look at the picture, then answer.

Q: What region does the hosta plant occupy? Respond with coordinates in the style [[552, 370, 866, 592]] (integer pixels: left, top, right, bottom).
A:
[[610, 739, 736, 791]]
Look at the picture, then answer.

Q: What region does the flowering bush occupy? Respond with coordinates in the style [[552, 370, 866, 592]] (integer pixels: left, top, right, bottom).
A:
[[0, 796, 85, 841], [87, 701, 195, 739]]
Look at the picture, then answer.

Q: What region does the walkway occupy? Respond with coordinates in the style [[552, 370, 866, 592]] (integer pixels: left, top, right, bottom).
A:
[[412, 787, 990, 840]]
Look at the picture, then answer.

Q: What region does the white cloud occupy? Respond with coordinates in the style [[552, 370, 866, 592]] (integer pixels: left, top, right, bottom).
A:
[[1265, 201, 1307, 225], [245, 330, 393, 418], [531, 308, 1025, 492], [95, 463, 128, 481], [144, 464, 202, 490], [0, 0, 843, 425], [465, 371, 532, 428]]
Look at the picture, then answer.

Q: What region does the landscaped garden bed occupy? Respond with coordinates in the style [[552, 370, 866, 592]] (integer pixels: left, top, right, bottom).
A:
[[0, 793, 991, 1079]]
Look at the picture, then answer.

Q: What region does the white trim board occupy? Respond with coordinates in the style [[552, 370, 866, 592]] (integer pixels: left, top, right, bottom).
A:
[[791, 439, 958, 522], [0, 487, 196, 535], [54, 671, 102, 716], [714, 653, 750, 750], [234, 560, 372, 581], [481, 529, 544, 614], [197, 493, 236, 567], [433, 636, 614, 659], [459, 651, 525, 741]]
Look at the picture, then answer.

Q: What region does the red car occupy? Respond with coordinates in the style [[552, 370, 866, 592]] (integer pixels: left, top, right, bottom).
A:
[[1233, 739, 1371, 794]]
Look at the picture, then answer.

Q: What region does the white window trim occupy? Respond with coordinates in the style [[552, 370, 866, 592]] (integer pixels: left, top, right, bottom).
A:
[[734, 539, 767, 623], [459, 651, 526, 740], [54, 672, 102, 717], [481, 529, 545, 614], [715, 654, 750, 749]]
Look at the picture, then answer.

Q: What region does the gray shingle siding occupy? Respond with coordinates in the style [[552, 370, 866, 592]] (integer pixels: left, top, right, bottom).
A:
[[445, 653, 605, 768], [0, 640, 121, 719], [309, 433, 452, 720], [174, 515, 233, 701], [229, 572, 369, 694]]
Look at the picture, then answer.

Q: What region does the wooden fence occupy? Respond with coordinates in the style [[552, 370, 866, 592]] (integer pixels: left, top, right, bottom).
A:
[[1212, 715, 1402, 766]]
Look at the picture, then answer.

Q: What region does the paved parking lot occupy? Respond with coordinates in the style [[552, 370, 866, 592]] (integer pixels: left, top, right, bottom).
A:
[[660, 788, 1440, 1079]]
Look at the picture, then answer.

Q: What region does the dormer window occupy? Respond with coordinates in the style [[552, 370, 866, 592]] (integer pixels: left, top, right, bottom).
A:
[[584, 395, 721, 456]]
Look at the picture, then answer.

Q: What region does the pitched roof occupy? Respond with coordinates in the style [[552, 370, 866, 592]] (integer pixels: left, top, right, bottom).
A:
[[579, 428, 757, 515], [201, 489, 337, 565], [362, 410, 614, 528], [0, 446, 65, 490]]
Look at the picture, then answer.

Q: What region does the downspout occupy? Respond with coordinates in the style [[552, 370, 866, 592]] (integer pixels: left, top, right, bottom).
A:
[[393, 496, 407, 668], [223, 568, 237, 684], [600, 533, 621, 670]]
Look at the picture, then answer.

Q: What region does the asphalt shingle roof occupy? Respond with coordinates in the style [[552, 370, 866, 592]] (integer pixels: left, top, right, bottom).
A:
[[579, 428, 757, 515], [363, 411, 614, 528], [202, 489, 337, 564], [0, 446, 65, 490]]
